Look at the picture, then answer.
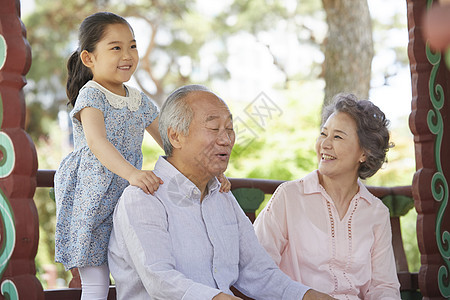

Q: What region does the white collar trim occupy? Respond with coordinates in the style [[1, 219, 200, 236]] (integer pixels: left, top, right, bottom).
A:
[[83, 80, 141, 111]]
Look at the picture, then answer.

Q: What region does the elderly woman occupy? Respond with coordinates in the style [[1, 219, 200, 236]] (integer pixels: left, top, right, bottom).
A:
[[254, 94, 401, 299]]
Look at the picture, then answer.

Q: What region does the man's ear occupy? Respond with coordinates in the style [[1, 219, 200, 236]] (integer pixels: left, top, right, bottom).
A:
[[167, 127, 183, 150], [80, 50, 94, 68]]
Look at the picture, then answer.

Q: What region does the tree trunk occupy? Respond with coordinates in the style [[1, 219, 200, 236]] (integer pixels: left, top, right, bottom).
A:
[[321, 0, 374, 109]]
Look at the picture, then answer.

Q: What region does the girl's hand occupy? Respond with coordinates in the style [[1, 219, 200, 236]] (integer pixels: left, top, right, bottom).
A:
[[128, 170, 163, 195], [218, 173, 231, 193]]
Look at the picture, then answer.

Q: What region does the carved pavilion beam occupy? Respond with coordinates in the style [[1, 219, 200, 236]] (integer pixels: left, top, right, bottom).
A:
[[0, 0, 44, 299], [408, 0, 450, 298]]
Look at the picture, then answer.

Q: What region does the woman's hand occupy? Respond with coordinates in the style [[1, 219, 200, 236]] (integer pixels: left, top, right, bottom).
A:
[[303, 289, 337, 300], [128, 170, 163, 195], [218, 173, 231, 193]]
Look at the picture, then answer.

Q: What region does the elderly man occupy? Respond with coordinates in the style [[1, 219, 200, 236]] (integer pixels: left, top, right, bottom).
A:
[[108, 85, 334, 300]]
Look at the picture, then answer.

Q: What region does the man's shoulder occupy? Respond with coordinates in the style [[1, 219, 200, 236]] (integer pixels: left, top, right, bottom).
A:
[[216, 189, 238, 202], [216, 190, 246, 214], [117, 185, 161, 212], [122, 185, 147, 198]]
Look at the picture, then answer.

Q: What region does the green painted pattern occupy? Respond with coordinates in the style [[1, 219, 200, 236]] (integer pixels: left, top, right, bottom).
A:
[[0, 14, 20, 300], [426, 0, 450, 296], [0, 32, 17, 295], [0, 135, 17, 299], [1, 280, 18, 300], [0, 35, 6, 70], [0, 188, 15, 276], [0, 133, 15, 178]]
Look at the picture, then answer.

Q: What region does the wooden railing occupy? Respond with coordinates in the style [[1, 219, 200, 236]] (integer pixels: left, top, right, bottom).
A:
[[36, 170, 419, 299]]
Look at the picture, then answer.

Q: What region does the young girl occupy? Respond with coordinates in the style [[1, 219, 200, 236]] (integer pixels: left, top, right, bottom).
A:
[[56, 12, 161, 299]]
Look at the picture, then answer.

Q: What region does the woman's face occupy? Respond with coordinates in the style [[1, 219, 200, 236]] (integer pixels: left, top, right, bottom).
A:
[[315, 112, 366, 180]]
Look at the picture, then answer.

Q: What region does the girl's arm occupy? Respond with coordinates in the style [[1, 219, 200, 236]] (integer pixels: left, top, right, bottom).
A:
[[80, 107, 162, 194]]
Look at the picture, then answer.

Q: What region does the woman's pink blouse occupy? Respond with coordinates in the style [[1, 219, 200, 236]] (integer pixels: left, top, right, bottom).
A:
[[254, 170, 401, 299]]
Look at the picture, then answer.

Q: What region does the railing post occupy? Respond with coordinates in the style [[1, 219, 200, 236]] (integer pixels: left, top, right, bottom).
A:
[[0, 0, 44, 299]]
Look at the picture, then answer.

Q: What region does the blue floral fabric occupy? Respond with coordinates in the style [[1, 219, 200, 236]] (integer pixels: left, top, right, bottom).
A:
[[54, 81, 159, 270]]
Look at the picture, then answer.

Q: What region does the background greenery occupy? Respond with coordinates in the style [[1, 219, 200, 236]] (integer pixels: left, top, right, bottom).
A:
[[32, 80, 418, 288], [22, 0, 418, 289]]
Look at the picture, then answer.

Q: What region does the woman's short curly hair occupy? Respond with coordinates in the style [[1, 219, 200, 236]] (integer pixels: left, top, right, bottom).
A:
[[321, 93, 393, 179]]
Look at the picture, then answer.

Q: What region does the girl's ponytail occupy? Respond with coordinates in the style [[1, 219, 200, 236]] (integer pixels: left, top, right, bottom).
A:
[[66, 50, 92, 107]]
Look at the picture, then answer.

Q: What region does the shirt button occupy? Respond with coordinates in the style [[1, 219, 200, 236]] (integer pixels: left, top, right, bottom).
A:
[[193, 190, 199, 195], [214, 267, 218, 273]]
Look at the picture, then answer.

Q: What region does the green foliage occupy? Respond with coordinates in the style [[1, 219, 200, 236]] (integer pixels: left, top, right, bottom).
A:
[[25, 101, 58, 142], [33, 123, 73, 287], [34, 187, 70, 288], [401, 209, 420, 272], [138, 78, 420, 275], [225, 81, 323, 180], [25, 0, 420, 289], [23, 0, 221, 109], [232, 188, 265, 212], [382, 195, 414, 218], [445, 48, 450, 70], [364, 121, 415, 187]]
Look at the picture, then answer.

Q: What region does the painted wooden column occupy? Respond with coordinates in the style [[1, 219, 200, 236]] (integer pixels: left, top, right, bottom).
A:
[[408, 0, 450, 298], [0, 0, 44, 299]]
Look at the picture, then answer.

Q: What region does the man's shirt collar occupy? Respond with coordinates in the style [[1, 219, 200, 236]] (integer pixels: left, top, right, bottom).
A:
[[154, 156, 220, 202]]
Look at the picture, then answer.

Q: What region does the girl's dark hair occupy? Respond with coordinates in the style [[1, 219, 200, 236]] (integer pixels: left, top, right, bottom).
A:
[[321, 93, 393, 179], [66, 12, 133, 106]]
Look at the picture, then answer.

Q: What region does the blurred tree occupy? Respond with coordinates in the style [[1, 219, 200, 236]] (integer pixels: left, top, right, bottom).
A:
[[23, 0, 418, 284], [24, 0, 379, 136], [24, 0, 225, 139], [213, 0, 325, 88], [212, 0, 375, 110], [321, 0, 374, 108]]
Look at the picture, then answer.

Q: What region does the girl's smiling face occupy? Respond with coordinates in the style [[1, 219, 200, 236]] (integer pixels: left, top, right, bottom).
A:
[[315, 112, 366, 180], [81, 23, 138, 95]]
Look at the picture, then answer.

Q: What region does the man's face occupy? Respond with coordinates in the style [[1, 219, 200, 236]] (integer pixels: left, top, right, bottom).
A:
[[177, 91, 235, 181]]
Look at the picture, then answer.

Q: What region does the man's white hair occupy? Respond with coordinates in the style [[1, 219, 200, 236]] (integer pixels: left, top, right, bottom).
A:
[[158, 84, 212, 156]]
